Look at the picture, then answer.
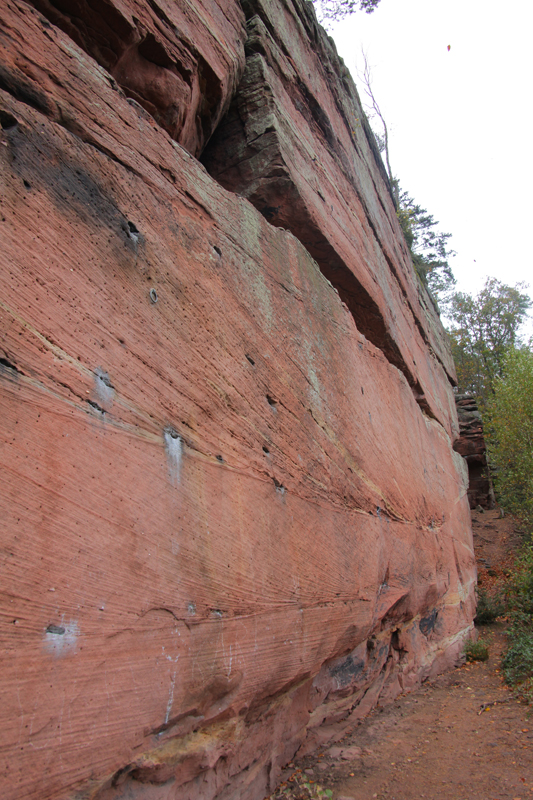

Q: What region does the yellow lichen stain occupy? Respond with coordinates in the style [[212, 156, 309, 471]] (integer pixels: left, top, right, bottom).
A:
[[135, 716, 244, 770]]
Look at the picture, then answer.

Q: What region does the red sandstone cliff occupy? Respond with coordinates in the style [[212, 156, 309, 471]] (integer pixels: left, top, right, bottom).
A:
[[454, 395, 495, 510], [0, 2, 475, 799]]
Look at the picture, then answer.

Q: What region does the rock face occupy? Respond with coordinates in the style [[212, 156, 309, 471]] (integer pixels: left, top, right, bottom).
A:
[[454, 395, 495, 509], [0, 2, 474, 800], [16, 0, 247, 155], [201, 0, 458, 440]]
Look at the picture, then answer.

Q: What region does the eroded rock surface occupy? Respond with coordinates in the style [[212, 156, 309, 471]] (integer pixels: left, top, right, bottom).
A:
[[0, 2, 474, 800], [202, 0, 458, 439], [24, 0, 247, 155], [454, 395, 495, 509]]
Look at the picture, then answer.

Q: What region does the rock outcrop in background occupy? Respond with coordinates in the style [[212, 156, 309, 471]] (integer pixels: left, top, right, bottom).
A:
[[454, 395, 495, 510], [0, 1, 475, 799]]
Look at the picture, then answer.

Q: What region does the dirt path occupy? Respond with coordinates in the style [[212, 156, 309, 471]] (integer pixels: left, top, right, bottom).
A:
[[270, 510, 533, 800]]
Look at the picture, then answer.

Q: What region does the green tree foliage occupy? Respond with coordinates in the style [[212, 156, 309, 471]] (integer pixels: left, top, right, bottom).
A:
[[447, 278, 532, 405], [502, 544, 533, 702], [396, 189, 456, 305], [482, 348, 533, 699], [313, 0, 380, 23], [486, 346, 533, 527]]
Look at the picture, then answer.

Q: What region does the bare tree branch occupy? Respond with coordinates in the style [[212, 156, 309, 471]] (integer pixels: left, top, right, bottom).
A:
[[358, 51, 397, 204]]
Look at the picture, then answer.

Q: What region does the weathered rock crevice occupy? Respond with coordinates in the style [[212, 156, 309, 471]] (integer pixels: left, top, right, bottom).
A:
[[26, 0, 247, 155], [202, 0, 459, 439], [454, 395, 495, 509]]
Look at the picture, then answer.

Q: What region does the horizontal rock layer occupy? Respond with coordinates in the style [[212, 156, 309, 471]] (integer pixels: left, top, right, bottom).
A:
[[24, 0, 247, 155], [202, 0, 458, 439], [0, 2, 475, 800], [454, 395, 495, 509]]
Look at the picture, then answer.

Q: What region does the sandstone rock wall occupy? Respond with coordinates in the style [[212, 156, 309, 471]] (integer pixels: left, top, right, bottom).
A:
[[202, 0, 458, 439], [454, 395, 495, 509], [8, 0, 247, 155], [0, 2, 475, 799]]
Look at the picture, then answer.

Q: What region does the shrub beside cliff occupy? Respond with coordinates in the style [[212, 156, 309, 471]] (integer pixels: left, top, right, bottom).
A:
[[487, 346, 533, 528]]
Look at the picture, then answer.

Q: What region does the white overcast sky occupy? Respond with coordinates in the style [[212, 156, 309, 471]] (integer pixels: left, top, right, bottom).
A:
[[324, 0, 532, 334]]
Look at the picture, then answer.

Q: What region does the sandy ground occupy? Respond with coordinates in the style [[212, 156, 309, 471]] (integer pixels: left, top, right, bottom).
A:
[[269, 510, 533, 800]]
